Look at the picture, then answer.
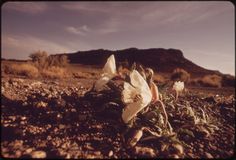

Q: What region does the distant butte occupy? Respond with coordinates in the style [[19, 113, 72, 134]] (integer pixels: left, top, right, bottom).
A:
[[54, 48, 221, 77]]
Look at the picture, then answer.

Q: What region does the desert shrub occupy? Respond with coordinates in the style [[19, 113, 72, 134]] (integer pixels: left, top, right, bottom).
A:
[[221, 75, 235, 87], [29, 51, 69, 70], [198, 74, 222, 88], [41, 66, 68, 79], [72, 71, 93, 79], [29, 51, 48, 70], [28, 51, 70, 79], [3, 63, 39, 78], [171, 68, 190, 83], [153, 74, 166, 84]]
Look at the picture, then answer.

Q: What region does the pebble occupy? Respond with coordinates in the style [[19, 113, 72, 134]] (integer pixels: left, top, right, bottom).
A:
[[199, 144, 204, 148], [2, 86, 5, 93], [205, 152, 213, 158], [36, 101, 47, 108], [134, 146, 156, 157], [187, 153, 195, 158], [209, 144, 217, 151], [59, 124, 66, 129], [31, 151, 46, 158], [25, 148, 33, 154], [108, 150, 113, 157], [172, 143, 184, 154], [94, 151, 101, 156], [21, 116, 27, 120]]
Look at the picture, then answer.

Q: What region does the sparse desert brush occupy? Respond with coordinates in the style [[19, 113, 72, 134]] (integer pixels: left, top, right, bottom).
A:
[[171, 68, 190, 83], [72, 71, 93, 79], [41, 66, 68, 79], [29, 51, 69, 70], [3, 63, 39, 78], [153, 74, 166, 84], [221, 74, 235, 87], [199, 74, 222, 88]]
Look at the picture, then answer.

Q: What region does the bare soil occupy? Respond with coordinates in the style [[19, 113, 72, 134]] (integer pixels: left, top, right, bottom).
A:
[[1, 70, 235, 158]]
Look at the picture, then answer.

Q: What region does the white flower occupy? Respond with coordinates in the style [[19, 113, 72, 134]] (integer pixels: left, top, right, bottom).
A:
[[94, 54, 117, 91], [173, 81, 184, 92], [121, 70, 152, 123]]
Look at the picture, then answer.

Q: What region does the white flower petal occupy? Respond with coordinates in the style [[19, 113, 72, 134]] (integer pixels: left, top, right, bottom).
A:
[[94, 54, 117, 91], [122, 70, 152, 123]]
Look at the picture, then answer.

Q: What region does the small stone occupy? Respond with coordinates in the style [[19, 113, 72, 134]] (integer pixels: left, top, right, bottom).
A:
[[59, 124, 66, 129], [84, 143, 94, 150], [36, 101, 47, 108], [21, 116, 27, 120], [57, 114, 62, 118], [93, 151, 101, 156], [25, 148, 33, 154], [205, 152, 213, 158], [199, 144, 204, 148], [172, 143, 184, 154], [108, 150, 113, 157], [187, 153, 194, 158], [134, 146, 156, 157], [210, 145, 217, 151], [31, 151, 46, 158]]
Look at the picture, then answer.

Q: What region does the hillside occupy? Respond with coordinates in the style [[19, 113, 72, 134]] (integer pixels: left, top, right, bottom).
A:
[[56, 48, 221, 77]]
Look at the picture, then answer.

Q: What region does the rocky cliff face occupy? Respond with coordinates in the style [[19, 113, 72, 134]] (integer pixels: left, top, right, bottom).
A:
[[55, 48, 220, 76]]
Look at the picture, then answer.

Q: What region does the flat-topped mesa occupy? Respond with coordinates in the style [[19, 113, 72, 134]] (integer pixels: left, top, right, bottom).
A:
[[53, 48, 220, 77]]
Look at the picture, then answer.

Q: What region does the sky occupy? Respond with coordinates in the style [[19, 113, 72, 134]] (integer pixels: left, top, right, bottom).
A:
[[1, 1, 235, 75]]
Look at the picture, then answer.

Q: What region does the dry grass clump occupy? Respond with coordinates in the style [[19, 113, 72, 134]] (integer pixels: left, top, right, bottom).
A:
[[29, 51, 69, 70], [198, 74, 222, 88], [153, 74, 166, 84], [171, 68, 190, 83], [41, 66, 68, 79], [2, 50, 70, 79], [72, 71, 94, 79], [3, 63, 39, 78]]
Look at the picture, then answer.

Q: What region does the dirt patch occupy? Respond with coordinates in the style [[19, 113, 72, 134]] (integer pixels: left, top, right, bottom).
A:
[[1, 76, 235, 158]]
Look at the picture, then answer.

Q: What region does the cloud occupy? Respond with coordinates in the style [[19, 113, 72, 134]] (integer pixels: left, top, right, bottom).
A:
[[65, 25, 90, 36], [3, 2, 48, 14]]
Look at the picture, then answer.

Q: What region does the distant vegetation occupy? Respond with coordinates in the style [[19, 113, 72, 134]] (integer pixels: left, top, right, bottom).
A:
[[190, 74, 235, 88], [1, 50, 235, 87], [2, 51, 70, 79], [171, 68, 191, 83], [198, 74, 222, 88], [2, 63, 39, 78]]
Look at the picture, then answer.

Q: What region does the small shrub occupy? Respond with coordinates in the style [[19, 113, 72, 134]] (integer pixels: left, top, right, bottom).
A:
[[29, 51, 69, 70], [153, 74, 166, 84], [3, 63, 39, 78], [171, 68, 190, 83], [41, 66, 67, 79], [72, 71, 93, 79], [29, 51, 48, 70], [199, 74, 222, 88]]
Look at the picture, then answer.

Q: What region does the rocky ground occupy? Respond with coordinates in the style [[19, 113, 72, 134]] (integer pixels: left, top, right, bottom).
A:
[[1, 76, 235, 158]]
